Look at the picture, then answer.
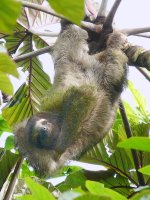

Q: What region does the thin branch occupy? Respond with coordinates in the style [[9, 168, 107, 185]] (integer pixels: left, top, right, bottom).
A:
[[121, 27, 150, 36], [119, 100, 145, 186], [97, 0, 108, 17], [21, 0, 62, 19], [136, 67, 150, 82], [119, 101, 133, 138], [134, 34, 150, 39], [28, 28, 59, 37], [3, 158, 23, 200], [103, 0, 122, 30], [9, 33, 29, 55], [13, 46, 53, 63], [81, 21, 103, 33], [84, 156, 138, 185]]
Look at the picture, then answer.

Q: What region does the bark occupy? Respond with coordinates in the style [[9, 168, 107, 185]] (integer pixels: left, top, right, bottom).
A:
[[13, 46, 53, 63], [134, 34, 150, 39], [97, 0, 108, 17], [137, 67, 150, 82], [121, 27, 150, 36], [3, 158, 23, 200], [119, 101, 145, 186], [103, 0, 122, 31]]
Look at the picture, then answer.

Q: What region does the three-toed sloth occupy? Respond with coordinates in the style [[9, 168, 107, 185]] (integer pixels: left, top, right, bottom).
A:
[[15, 25, 128, 176]]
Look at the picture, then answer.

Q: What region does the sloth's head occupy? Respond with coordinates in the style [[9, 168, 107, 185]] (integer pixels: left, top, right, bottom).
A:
[[14, 112, 62, 176]]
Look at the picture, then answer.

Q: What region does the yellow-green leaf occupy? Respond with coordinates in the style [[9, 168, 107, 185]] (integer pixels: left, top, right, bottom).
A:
[[23, 177, 56, 200], [0, 0, 21, 34], [118, 137, 150, 152], [139, 165, 150, 175], [0, 53, 18, 78], [86, 181, 127, 200], [48, 0, 84, 25], [0, 73, 13, 95]]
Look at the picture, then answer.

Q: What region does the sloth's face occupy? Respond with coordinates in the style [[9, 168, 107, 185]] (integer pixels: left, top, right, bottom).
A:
[[26, 112, 61, 150]]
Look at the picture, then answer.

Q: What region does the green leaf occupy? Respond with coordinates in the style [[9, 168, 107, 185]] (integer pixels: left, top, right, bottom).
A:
[[0, 115, 11, 135], [21, 177, 56, 200], [48, 0, 84, 24], [0, 52, 19, 95], [17, 195, 35, 200], [0, 149, 19, 189], [65, 170, 86, 189], [85, 180, 127, 200], [86, 181, 104, 194], [75, 194, 112, 200], [128, 81, 148, 121], [0, 53, 19, 78], [0, 0, 21, 34], [59, 191, 81, 200], [130, 189, 150, 200], [20, 161, 35, 178], [118, 137, 150, 152], [5, 135, 14, 150], [81, 130, 134, 196], [0, 73, 14, 95], [139, 165, 150, 175]]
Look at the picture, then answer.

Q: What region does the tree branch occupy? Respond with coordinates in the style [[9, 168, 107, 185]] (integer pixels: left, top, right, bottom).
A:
[[28, 28, 59, 37], [3, 158, 23, 200], [97, 0, 108, 17], [81, 21, 103, 33], [125, 45, 150, 71], [13, 46, 53, 63], [134, 34, 150, 39], [136, 67, 150, 82], [103, 0, 122, 30], [93, 0, 108, 25], [119, 101, 145, 186], [121, 27, 150, 36]]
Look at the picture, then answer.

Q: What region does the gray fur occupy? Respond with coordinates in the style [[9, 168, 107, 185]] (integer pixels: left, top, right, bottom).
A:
[[14, 25, 128, 176]]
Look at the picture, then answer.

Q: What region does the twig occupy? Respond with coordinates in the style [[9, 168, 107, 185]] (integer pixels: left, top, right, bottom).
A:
[[13, 46, 53, 63], [121, 27, 150, 36], [134, 34, 150, 39], [97, 0, 108, 17], [136, 67, 150, 82], [81, 21, 103, 33], [119, 100, 145, 186], [103, 0, 122, 30], [28, 28, 59, 37], [3, 158, 23, 200]]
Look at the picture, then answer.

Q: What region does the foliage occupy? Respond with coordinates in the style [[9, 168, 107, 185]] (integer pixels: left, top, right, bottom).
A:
[[118, 137, 150, 152], [48, 0, 84, 25], [0, 0, 21, 34], [0, 52, 19, 95], [17, 177, 56, 200], [0, 0, 150, 200], [0, 149, 19, 190]]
